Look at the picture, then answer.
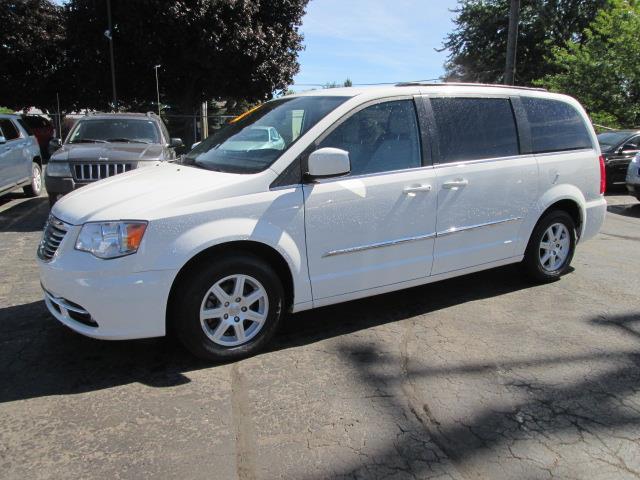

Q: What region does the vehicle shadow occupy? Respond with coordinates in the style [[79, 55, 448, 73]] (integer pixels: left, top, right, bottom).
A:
[[607, 202, 640, 219], [0, 195, 49, 232], [0, 265, 535, 403]]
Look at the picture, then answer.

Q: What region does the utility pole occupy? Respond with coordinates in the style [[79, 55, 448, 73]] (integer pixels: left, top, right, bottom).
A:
[[504, 0, 520, 85], [154, 65, 161, 116], [105, 0, 117, 110]]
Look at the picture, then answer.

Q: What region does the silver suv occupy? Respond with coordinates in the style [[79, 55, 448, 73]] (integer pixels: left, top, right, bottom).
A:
[[0, 114, 43, 199], [45, 112, 183, 207]]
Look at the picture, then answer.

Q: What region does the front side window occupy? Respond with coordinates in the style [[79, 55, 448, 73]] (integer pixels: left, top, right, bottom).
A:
[[184, 96, 350, 174], [68, 119, 160, 144], [522, 97, 593, 153], [0, 119, 20, 140], [430, 97, 520, 163], [317, 99, 422, 176]]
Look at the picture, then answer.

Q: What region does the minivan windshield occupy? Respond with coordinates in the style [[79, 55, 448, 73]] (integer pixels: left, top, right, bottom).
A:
[[183, 96, 350, 174], [597, 131, 632, 152], [68, 119, 160, 144]]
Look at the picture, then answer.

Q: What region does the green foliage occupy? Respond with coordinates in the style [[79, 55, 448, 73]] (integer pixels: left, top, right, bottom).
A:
[[0, 0, 308, 116], [0, 106, 14, 113], [443, 0, 609, 85], [539, 0, 640, 127], [0, 1, 65, 111]]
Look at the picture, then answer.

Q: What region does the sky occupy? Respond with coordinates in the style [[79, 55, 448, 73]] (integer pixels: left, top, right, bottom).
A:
[[291, 0, 459, 90]]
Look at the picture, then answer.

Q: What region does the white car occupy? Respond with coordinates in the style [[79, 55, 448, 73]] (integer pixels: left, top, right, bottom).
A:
[[38, 83, 607, 361]]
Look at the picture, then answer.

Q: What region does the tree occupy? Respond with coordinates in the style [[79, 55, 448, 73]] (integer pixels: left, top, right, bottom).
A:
[[61, 0, 308, 114], [540, 0, 640, 127], [0, 0, 65, 111], [442, 0, 609, 85], [343, 78, 353, 87]]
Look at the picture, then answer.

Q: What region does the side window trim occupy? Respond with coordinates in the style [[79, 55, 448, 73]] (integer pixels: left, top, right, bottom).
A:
[[424, 95, 522, 165], [510, 96, 532, 155]]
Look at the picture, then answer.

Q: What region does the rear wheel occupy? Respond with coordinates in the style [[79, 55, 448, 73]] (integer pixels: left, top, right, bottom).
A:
[[522, 210, 576, 283], [23, 162, 42, 197], [171, 253, 284, 362]]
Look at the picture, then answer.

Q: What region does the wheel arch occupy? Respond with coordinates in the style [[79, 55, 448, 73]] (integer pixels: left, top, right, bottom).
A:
[[166, 240, 295, 332], [540, 198, 582, 237]]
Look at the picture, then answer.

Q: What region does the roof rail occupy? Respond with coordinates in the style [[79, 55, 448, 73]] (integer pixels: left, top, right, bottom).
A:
[[395, 81, 547, 92]]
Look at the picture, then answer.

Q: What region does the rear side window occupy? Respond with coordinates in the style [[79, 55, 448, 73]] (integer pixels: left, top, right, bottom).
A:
[[522, 98, 593, 153], [430, 97, 519, 163], [0, 119, 20, 140], [17, 119, 34, 135]]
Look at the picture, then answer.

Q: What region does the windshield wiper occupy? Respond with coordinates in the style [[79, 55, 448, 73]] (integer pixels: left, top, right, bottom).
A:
[[105, 138, 150, 144], [70, 138, 108, 144]]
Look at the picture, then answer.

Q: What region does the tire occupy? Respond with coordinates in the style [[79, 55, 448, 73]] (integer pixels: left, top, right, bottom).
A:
[[23, 162, 42, 197], [171, 253, 284, 362], [521, 210, 577, 283]]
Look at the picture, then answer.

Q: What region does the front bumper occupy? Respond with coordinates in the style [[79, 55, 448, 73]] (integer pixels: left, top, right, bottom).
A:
[[44, 175, 81, 196], [38, 227, 176, 339]]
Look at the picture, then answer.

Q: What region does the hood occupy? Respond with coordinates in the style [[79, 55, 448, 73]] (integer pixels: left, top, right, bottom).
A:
[[52, 162, 272, 225], [51, 142, 164, 162]]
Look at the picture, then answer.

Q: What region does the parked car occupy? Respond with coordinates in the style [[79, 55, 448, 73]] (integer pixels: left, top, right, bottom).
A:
[[597, 129, 640, 188], [0, 114, 43, 199], [38, 84, 606, 361], [45, 112, 183, 207], [626, 153, 640, 201], [22, 115, 55, 160], [223, 126, 286, 151]]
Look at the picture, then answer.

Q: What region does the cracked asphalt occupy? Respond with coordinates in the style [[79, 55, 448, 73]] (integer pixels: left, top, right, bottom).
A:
[[1, 189, 639, 479]]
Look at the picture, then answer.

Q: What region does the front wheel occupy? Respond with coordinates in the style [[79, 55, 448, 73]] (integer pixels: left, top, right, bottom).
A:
[[171, 253, 284, 362], [23, 162, 42, 197], [521, 210, 576, 283]]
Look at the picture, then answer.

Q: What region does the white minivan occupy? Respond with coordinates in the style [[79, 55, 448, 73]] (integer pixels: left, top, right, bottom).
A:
[[38, 83, 607, 361]]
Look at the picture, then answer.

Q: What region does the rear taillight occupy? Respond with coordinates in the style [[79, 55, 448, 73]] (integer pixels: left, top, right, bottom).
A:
[[599, 155, 606, 194]]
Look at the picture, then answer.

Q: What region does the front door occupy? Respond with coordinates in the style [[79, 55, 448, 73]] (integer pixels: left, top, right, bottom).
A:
[[303, 98, 438, 300], [0, 119, 25, 190], [426, 96, 539, 275]]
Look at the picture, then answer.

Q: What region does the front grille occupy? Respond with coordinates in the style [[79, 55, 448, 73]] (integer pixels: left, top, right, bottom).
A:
[[73, 163, 133, 182], [38, 215, 70, 261]]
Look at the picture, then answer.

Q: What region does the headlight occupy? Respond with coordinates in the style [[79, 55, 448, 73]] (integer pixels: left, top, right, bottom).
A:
[[46, 162, 71, 177], [75, 221, 147, 259]]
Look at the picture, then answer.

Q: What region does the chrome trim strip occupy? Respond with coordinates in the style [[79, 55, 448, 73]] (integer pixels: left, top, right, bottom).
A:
[[43, 289, 90, 315], [436, 217, 522, 237], [323, 232, 436, 257], [322, 217, 522, 257]]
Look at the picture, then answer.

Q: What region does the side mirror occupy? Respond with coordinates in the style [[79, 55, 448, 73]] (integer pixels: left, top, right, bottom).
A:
[[170, 137, 184, 148], [0, 136, 6, 144], [307, 147, 351, 179], [620, 143, 638, 154], [48, 138, 62, 155], [191, 141, 201, 150]]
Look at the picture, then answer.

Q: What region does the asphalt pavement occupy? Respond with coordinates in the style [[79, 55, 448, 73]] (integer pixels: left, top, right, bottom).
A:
[[0, 189, 639, 479]]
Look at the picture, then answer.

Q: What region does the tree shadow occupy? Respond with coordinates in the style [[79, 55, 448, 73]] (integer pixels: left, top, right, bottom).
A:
[[0, 195, 49, 232], [313, 313, 640, 479], [0, 265, 534, 404]]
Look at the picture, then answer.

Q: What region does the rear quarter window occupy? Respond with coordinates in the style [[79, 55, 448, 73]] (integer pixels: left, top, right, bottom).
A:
[[522, 98, 593, 153]]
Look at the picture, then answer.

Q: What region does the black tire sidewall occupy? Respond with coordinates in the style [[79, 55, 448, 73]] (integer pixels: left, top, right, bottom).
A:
[[523, 210, 576, 282], [173, 254, 284, 362]]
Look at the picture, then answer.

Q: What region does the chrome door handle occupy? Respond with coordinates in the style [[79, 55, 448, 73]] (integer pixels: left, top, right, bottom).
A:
[[403, 184, 432, 194], [442, 179, 469, 189]]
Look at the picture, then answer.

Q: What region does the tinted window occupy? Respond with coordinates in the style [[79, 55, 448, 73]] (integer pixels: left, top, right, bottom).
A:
[[17, 119, 34, 136], [431, 98, 519, 163], [0, 119, 20, 140], [184, 96, 349, 174], [522, 98, 592, 153], [318, 100, 421, 175], [69, 119, 160, 144]]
